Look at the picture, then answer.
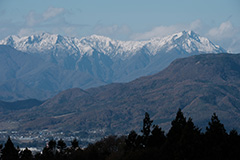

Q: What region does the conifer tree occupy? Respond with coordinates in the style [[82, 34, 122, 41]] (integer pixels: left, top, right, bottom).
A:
[[42, 139, 57, 160], [1, 137, 19, 160], [162, 109, 187, 159], [206, 113, 227, 137], [228, 129, 240, 159], [56, 139, 67, 160], [178, 118, 202, 160], [0, 144, 3, 158], [19, 148, 33, 160], [71, 138, 79, 150], [167, 109, 187, 142], [126, 130, 138, 150], [48, 139, 56, 150], [141, 112, 153, 147], [57, 139, 67, 153], [148, 125, 166, 148], [205, 113, 227, 159]]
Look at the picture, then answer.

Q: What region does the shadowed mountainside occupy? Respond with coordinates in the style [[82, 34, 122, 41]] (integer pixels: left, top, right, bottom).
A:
[[1, 53, 240, 136]]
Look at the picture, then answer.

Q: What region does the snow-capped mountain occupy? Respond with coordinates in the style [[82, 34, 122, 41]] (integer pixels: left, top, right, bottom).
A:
[[0, 31, 225, 58], [0, 31, 226, 101]]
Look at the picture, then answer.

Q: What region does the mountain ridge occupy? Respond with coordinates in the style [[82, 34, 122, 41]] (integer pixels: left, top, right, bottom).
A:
[[0, 30, 226, 58], [0, 31, 227, 101]]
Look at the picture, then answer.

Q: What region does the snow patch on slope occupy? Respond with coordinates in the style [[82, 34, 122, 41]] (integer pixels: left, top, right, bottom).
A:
[[0, 31, 226, 59]]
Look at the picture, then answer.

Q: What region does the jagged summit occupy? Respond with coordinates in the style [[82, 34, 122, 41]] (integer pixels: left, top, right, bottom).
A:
[[0, 33, 77, 54], [150, 30, 225, 53], [0, 30, 226, 58], [0, 31, 227, 101]]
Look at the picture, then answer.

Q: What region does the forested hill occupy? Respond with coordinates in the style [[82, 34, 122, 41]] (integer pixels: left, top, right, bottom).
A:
[[0, 99, 44, 111], [6, 53, 240, 135]]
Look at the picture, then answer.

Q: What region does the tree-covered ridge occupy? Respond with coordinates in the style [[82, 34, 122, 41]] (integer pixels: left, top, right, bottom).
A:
[[1, 109, 240, 160]]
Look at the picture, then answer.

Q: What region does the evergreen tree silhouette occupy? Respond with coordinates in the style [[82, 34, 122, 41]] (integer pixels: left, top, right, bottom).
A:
[[42, 139, 57, 160], [167, 109, 186, 142], [19, 148, 33, 160], [227, 129, 240, 160], [178, 118, 202, 160], [71, 138, 79, 150], [126, 130, 138, 150], [162, 109, 187, 160], [148, 125, 166, 148], [141, 112, 153, 148], [206, 113, 227, 137], [68, 138, 83, 160], [0, 144, 3, 159], [57, 139, 67, 153], [56, 139, 67, 160], [1, 136, 19, 160], [205, 113, 227, 160]]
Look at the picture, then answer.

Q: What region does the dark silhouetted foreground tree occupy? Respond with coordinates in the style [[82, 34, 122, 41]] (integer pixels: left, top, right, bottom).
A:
[[42, 139, 57, 160], [205, 113, 228, 160], [71, 138, 79, 150], [1, 137, 19, 160], [141, 112, 153, 148], [19, 148, 33, 160]]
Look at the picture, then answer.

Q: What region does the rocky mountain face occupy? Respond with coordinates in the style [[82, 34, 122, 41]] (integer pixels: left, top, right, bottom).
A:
[[0, 31, 226, 101], [1, 53, 239, 136]]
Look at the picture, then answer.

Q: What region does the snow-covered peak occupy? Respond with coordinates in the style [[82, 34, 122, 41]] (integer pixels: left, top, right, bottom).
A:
[[83, 34, 113, 42], [79, 35, 116, 49], [145, 30, 226, 54], [0, 33, 81, 55], [0, 31, 226, 58]]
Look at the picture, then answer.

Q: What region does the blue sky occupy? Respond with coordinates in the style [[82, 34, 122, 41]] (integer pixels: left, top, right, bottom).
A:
[[0, 0, 240, 52]]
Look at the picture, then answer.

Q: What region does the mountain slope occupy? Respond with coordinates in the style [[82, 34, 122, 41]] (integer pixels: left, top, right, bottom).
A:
[[2, 53, 240, 136], [0, 99, 44, 111], [0, 45, 56, 100], [0, 31, 226, 101]]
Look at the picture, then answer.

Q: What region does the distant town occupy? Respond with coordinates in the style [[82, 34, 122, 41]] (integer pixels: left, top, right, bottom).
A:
[[0, 129, 107, 151]]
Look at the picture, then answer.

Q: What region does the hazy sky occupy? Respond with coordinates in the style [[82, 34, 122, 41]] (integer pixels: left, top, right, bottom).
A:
[[0, 0, 240, 52]]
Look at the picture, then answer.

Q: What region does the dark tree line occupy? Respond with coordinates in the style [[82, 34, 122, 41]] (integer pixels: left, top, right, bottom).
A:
[[1, 109, 240, 160]]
